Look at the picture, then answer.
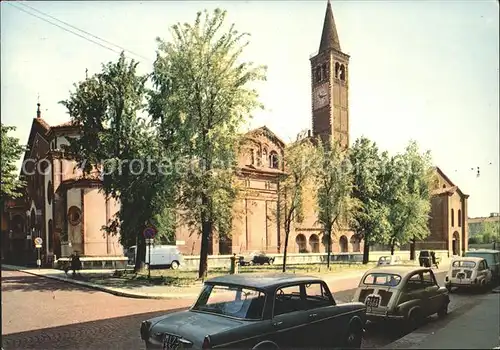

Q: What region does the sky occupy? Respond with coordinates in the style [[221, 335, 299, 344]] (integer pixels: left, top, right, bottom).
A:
[[1, 0, 499, 218]]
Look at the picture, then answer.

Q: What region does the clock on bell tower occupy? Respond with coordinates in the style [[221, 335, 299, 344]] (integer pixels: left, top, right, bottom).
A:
[[310, 0, 350, 149]]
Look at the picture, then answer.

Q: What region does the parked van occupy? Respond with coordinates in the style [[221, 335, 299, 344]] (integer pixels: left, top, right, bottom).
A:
[[126, 245, 184, 269], [464, 249, 500, 281]]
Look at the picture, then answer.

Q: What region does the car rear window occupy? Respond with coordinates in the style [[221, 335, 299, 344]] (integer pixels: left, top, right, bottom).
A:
[[363, 273, 402, 287], [452, 260, 476, 268]]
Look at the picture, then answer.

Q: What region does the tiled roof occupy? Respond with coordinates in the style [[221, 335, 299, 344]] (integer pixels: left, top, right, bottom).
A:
[[51, 121, 80, 128], [34, 117, 51, 131]]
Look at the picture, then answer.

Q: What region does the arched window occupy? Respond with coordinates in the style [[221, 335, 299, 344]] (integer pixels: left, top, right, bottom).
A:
[[339, 235, 348, 253], [458, 209, 462, 227], [296, 234, 307, 253], [335, 62, 340, 78], [451, 209, 455, 227], [269, 151, 279, 169], [309, 234, 320, 253], [47, 181, 53, 205], [340, 64, 346, 81], [262, 148, 268, 166]]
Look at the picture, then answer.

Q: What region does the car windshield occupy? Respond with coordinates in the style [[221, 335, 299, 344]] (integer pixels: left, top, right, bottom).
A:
[[464, 252, 495, 266], [191, 284, 266, 320], [452, 260, 476, 268], [363, 273, 402, 287]]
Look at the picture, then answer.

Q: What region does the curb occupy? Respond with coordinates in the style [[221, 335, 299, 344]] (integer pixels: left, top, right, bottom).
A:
[[2, 265, 199, 300]]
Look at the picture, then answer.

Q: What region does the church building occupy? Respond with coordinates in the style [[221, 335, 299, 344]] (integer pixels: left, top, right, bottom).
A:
[[2, 1, 468, 263]]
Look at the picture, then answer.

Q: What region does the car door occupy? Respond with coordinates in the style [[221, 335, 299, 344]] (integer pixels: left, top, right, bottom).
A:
[[302, 282, 346, 348], [270, 284, 309, 348], [402, 272, 430, 315], [422, 270, 442, 314]]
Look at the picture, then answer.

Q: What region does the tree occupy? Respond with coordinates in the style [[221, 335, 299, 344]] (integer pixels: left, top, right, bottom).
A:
[[314, 139, 358, 268], [379, 141, 434, 257], [403, 141, 434, 260], [277, 139, 317, 272], [1, 124, 25, 205], [153, 8, 266, 278], [349, 137, 391, 264], [483, 221, 500, 243], [468, 235, 481, 245], [378, 153, 406, 255], [60, 52, 174, 271]]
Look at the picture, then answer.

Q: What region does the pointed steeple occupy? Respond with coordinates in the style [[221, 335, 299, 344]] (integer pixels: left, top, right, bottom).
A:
[[319, 0, 341, 53]]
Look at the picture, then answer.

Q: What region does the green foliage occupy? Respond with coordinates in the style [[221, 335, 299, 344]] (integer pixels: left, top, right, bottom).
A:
[[374, 141, 434, 254], [1, 124, 26, 203], [276, 138, 317, 272], [60, 52, 175, 269], [152, 8, 266, 278], [468, 235, 481, 245], [313, 138, 359, 266], [349, 137, 391, 262], [482, 221, 500, 242]]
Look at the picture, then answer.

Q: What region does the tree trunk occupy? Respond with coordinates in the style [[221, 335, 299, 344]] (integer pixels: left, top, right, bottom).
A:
[[282, 229, 290, 273], [409, 238, 416, 260], [198, 194, 211, 279], [362, 240, 370, 264], [326, 230, 331, 269], [134, 232, 146, 272], [390, 241, 395, 255]]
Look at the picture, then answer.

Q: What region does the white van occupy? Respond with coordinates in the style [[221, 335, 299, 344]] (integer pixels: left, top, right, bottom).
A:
[[126, 245, 184, 269]]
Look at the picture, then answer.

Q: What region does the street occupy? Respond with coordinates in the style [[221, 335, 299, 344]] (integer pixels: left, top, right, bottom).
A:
[[1, 269, 482, 349]]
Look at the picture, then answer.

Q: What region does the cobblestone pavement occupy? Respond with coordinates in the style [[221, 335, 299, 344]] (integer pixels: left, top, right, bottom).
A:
[[2, 269, 481, 349]]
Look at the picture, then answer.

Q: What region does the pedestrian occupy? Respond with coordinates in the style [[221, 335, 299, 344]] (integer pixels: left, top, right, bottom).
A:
[[71, 251, 82, 277]]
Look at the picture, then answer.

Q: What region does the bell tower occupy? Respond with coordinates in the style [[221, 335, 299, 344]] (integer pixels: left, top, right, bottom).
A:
[[310, 0, 350, 148]]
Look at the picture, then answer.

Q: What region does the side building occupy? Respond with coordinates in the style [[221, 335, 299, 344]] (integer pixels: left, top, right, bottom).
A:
[[2, 105, 122, 266]]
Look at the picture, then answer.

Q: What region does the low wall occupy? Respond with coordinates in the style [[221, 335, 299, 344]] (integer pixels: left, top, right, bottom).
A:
[[180, 250, 450, 271], [55, 256, 128, 270]]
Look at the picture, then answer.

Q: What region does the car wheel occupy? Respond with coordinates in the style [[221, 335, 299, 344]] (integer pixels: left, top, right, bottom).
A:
[[406, 310, 422, 332], [437, 303, 448, 318], [344, 323, 363, 349], [171, 261, 179, 270]]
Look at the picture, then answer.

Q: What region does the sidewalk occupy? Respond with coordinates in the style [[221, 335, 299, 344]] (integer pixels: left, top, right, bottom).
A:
[[386, 292, 500, 349], [1, 264, 202, 299], [2, 261, 449, 300]]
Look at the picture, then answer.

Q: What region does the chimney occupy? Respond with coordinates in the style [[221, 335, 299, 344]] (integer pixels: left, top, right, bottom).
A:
[[36, 103, 41, 118]]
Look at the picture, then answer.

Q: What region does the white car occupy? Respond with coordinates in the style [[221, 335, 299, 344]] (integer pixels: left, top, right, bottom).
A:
[[377, 255, 402, 266], [445, 257, 492, 292]]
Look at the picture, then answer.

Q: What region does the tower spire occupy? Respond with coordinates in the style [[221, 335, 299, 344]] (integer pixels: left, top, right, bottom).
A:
[[319, 0, 341, 53], [36, 93, 41, 119]]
